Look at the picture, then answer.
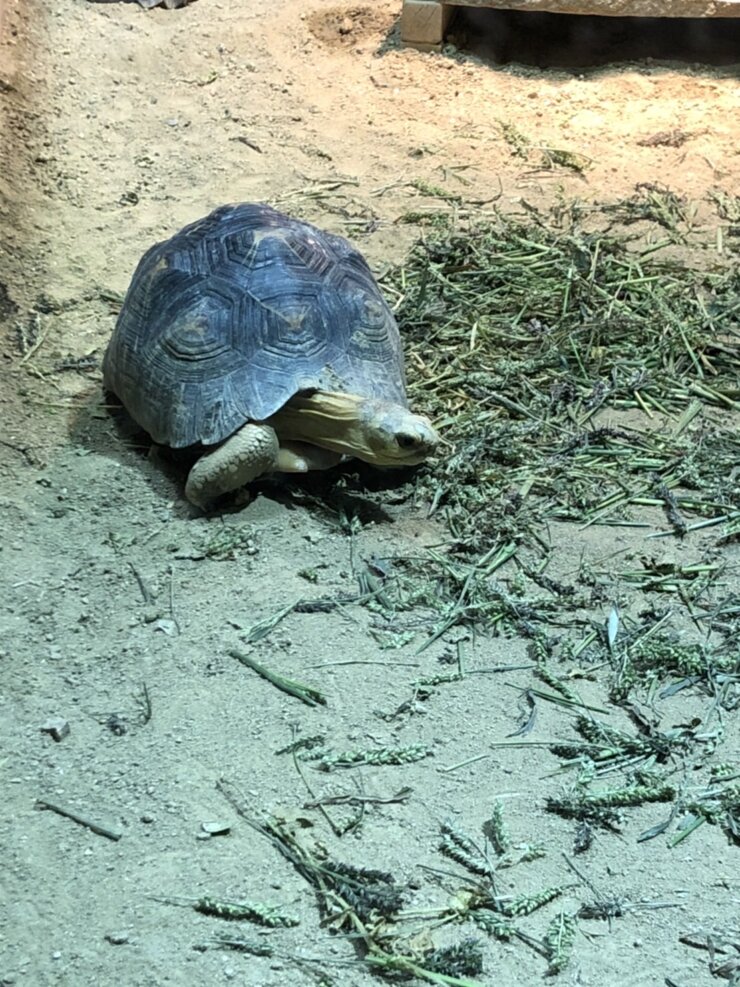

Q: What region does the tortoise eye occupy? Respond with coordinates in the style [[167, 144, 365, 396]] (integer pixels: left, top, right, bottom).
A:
[[397, 433, 418, 450]]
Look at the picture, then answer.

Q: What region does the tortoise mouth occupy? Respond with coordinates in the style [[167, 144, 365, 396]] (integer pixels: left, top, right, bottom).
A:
[[266, 391, 439, 466]]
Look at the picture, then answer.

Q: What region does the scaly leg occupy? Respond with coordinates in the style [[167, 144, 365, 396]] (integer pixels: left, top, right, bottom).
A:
[[185, 423, 279, 508]]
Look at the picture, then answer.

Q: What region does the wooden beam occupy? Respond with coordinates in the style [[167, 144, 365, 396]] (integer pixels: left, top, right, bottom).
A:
[[409, 0, 740, 17], [400, 1, 455, 49]]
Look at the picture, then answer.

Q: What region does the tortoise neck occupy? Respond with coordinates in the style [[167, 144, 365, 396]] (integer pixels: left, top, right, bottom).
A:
[[266, 391, 374, 458]]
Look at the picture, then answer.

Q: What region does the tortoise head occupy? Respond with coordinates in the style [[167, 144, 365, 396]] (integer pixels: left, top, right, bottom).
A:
[[356, 398, 439, 466], [268, 391, 439, 467]]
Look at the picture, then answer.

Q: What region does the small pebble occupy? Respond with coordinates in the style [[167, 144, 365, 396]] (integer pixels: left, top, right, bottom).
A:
[[201, 820, 231, 836], [40, 718, 70, 742], [140, 813, 155, 824], [154, 618, 177, 636], [105, 931, 129, 945]]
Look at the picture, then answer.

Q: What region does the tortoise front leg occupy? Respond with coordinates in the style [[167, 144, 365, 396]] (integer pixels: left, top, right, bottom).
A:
[[185, 423, 279, 508]]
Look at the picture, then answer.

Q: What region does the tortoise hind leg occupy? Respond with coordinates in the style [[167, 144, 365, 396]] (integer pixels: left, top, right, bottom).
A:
[[185, 423, 279, 508], [276, 442, 343, 473]]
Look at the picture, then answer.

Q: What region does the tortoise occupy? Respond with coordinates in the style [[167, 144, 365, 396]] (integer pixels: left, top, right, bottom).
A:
[[102, 203, 439, 508]]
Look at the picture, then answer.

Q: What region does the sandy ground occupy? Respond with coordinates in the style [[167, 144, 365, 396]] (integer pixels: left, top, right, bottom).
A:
[[1, 2, 739, 985]]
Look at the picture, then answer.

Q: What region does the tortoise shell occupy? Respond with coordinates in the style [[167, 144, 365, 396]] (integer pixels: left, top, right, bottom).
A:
[[102, 203, 408, 448]]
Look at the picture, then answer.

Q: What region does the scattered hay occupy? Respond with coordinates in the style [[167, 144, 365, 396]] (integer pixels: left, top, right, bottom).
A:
[[384, 205, 738, 553], [201, 198, 738, 984]]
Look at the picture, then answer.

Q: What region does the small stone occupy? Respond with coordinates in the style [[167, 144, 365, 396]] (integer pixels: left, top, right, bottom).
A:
[[195, 831, 211, 841], [140, 813, 155, 824], [105, 931, 129, 945], [201, 820, 231, 836], [40, 718, 70, 742], [154, 618, 177, 636], [338, 17, 353, 35]]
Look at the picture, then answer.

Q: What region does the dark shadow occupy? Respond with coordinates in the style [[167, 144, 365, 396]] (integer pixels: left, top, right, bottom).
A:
[[253, 475, 396, 528], [66, 387, 202, 513], [253, 460, 419, 527], [81, 390, 419, 521], [447, 9, 740, 72], [73, 388, 190, 501]]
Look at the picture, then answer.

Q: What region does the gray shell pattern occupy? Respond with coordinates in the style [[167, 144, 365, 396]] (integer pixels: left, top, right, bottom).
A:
[[102, 203, 408, 447]]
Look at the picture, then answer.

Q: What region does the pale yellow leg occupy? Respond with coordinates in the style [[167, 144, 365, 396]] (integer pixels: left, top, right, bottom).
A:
[[276, 442, 344, 473], [185, 423, 279, 508]]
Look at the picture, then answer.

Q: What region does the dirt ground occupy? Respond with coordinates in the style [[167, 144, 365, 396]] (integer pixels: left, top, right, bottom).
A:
[[1, 2, 739, 985]]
